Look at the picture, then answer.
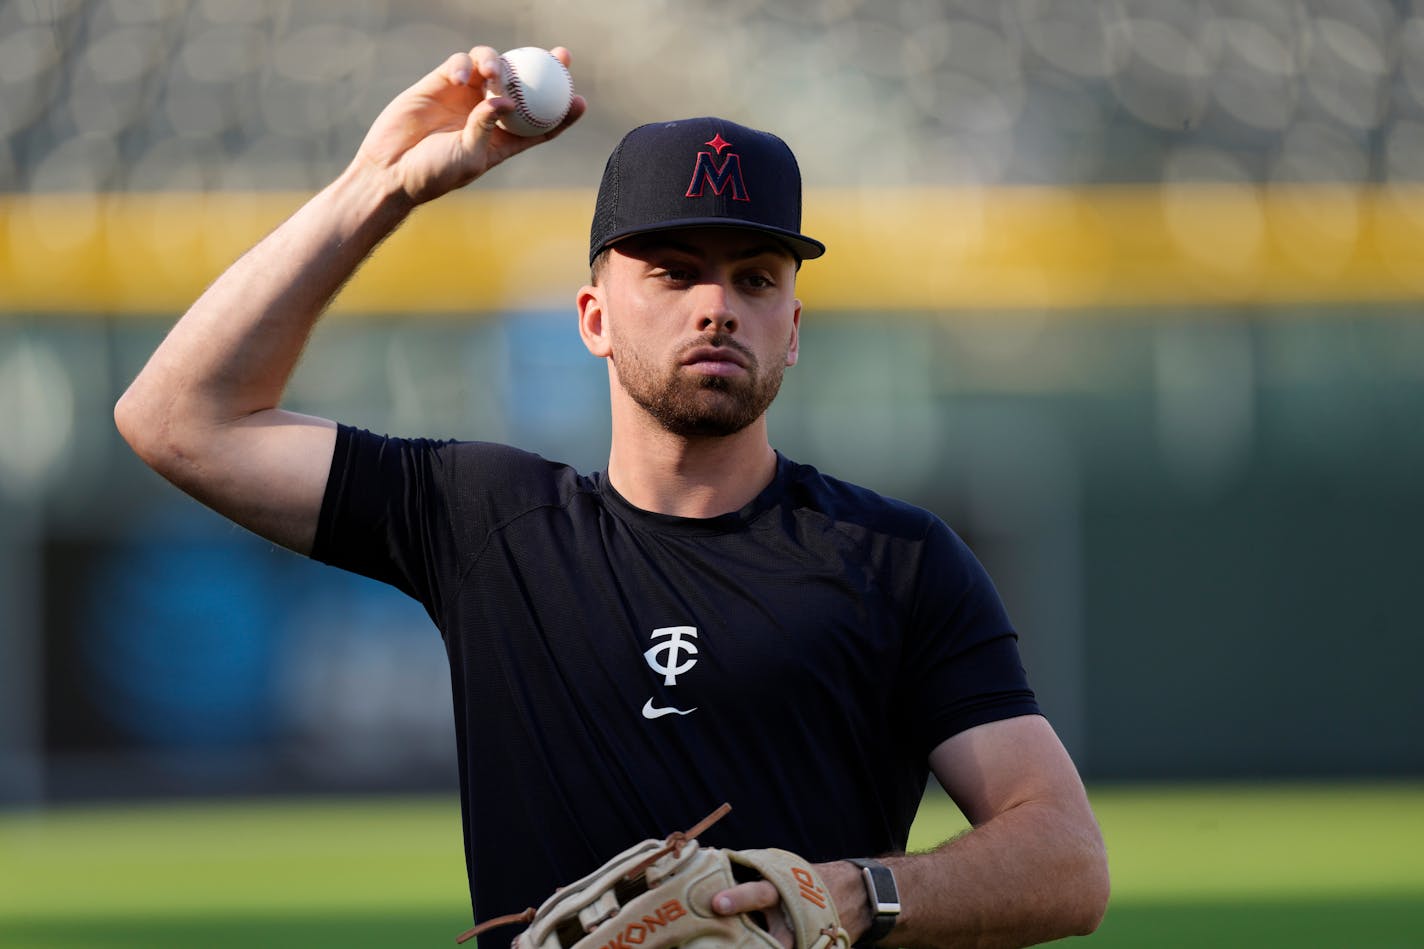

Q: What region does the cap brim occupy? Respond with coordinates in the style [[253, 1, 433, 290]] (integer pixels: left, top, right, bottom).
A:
[[593, 218, 825, 264]]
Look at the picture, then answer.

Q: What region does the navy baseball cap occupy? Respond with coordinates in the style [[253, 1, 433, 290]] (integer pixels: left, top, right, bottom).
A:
[[589, 116, 825, 265]]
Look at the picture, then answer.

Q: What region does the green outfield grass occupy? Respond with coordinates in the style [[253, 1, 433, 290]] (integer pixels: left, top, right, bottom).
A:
[[2, 783, 1421, 948]]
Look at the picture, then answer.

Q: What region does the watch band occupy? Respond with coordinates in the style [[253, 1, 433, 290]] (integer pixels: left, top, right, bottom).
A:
[[844, 857, 900, 946]]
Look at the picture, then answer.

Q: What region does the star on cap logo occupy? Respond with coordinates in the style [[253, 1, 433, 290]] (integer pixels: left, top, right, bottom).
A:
[[685, 132, 750, 202]]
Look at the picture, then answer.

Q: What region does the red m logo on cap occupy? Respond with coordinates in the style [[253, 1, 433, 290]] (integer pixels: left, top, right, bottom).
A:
[[685, 150, 750, 202]]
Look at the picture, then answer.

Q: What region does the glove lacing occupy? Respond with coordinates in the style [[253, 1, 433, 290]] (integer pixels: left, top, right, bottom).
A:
[[455, 803, 733, 945]]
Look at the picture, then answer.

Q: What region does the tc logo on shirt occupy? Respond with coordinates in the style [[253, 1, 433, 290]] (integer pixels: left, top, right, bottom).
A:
[[644, 626, 699, 685], [642, 626, 698, 719]]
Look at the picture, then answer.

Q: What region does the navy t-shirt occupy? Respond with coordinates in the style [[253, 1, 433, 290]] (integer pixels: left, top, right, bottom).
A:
[[312, 425, 1040, 939]]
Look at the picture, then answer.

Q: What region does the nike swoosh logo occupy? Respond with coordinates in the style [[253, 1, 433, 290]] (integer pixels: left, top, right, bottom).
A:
[[642, 698, 697, 719]]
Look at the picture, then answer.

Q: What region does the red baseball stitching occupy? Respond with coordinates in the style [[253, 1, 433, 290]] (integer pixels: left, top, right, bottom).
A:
[[501, 54, 569, 131]]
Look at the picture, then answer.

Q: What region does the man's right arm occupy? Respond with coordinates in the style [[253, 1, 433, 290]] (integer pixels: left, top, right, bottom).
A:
[[114, 46, 584, 556]]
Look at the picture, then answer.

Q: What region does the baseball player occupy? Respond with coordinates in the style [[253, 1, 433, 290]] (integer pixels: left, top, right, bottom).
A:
[[115, 46, 1108, 947]]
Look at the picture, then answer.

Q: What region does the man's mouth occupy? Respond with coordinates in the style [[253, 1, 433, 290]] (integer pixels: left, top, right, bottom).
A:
[[680, 345, 750, 375]]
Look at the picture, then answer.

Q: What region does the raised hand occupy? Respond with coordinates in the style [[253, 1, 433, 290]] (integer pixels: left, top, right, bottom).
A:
[[352, 45, 585, 206]]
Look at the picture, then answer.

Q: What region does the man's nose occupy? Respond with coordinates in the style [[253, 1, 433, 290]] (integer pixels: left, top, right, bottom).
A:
[[693, 281, 738, 334]]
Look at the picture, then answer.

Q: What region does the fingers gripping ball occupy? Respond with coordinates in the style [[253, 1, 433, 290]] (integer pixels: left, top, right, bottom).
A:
[[486, 47, 574, 137], [458, 804, 851, 949]]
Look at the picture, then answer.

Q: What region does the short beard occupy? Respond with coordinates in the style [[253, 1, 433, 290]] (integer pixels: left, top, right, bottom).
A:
[[611, 333, 787, 438]]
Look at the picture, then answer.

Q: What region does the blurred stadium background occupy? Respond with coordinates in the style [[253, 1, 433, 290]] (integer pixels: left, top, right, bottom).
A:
[[2, 0, 1423, 944]]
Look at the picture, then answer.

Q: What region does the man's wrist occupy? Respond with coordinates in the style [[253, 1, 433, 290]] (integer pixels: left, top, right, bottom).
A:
[[333, 158, 418, 227], [843, 858, 900, 946]]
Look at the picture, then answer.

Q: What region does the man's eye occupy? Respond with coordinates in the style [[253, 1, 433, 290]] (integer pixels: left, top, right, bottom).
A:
[[742, 274, 774, 289]]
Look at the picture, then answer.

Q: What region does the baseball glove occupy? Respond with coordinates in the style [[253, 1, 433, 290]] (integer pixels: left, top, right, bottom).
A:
[[457, 804, 851, 949]]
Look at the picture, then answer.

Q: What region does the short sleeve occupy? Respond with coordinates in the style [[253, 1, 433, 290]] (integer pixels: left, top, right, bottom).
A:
[[311, 425, 458, 618], [900, 518, 1041, 754]]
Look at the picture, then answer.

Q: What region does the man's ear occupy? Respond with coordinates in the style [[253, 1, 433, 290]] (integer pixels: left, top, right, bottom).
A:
[[577, 284, 612, 358], [785, 299, 802, 367]]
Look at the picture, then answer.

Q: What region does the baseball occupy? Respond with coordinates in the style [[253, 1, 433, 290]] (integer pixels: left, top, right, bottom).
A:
[[487, 47, 574, 137]]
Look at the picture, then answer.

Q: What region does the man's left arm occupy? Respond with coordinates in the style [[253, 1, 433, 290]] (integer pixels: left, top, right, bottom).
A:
[[714, 714, 1109, 948]]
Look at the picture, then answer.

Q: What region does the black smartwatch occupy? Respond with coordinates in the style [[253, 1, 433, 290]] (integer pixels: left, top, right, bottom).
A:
[[844, 857, 900, 946]]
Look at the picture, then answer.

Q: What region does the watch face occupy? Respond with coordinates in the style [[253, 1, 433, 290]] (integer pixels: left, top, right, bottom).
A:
[[863, 865, 899, 906]]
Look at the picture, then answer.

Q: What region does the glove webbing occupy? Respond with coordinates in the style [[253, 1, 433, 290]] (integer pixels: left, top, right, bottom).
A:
[[455, 803, 734, 945]]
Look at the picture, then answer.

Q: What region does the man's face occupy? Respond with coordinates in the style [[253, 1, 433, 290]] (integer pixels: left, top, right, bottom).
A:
[[586, 228, 801, 438]]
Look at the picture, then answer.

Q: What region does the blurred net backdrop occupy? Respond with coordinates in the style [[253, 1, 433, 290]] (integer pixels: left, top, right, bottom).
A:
[[2, 0, 1423, 807]]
